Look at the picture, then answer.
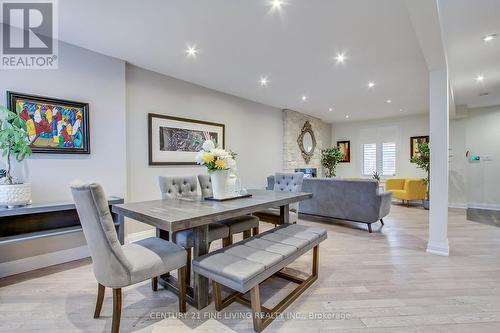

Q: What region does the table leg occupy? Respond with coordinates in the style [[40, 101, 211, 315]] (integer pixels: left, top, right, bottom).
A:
[[280, 204, 290, 224], [193, 224, 210, 309]]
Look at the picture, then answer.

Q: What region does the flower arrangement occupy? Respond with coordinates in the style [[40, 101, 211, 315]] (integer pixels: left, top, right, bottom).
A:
[[195, 138, 237, 172]]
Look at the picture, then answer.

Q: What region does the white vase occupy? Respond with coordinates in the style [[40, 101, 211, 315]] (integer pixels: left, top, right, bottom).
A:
[[210, 170, 230, 199], [0, 183, 32, 207]]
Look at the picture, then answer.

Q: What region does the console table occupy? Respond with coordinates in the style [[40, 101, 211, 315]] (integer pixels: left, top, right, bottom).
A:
[[0, 197, 124, 246]]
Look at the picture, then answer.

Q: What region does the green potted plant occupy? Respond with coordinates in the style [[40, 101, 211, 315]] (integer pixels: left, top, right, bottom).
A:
[[0, 105, 32, 207], [372, 171, 381, 183], [411, 142, 430, 209], [321, 147, 345, 178]]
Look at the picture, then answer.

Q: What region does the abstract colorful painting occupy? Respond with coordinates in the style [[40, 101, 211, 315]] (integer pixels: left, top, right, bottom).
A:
[[8, 92, 90, 154], [148, 113, 225, 165]]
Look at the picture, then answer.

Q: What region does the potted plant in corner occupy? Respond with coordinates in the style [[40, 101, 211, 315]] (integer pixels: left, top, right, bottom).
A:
[[0, 105, 32, 208], [411, 142, 430, 209], [321, 147, 345, 178]]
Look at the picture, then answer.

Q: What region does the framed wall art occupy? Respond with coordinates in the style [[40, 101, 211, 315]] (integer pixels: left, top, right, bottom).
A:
[[148, 113, 225, 165], [410, 135, 429, 161], [8, 91, 90, 154], [337, 140, 350, 163]]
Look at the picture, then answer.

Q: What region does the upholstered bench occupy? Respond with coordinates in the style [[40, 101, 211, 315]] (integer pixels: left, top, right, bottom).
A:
[[192, 224, 327, 332]]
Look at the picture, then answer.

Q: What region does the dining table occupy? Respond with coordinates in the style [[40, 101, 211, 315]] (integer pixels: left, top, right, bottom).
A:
[[111, 189, 313, 310]]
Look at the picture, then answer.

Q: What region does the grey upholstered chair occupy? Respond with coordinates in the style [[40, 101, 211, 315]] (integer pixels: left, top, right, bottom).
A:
[[71, 182, 187, 333], [198, 174, 260, 246], [254, 172, 304, 225], [158, 175, 229, 286]]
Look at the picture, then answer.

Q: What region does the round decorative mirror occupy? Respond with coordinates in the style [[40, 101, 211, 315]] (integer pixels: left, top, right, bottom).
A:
[[297, 121, 317, 164]]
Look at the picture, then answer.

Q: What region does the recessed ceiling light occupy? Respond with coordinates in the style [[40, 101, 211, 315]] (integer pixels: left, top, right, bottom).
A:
[[400, 108, 404, 112], [271, 0, 283, 10], [483, 33, 497, 42], [259, 76, 269, 87], [301, 95, 307, 101], [386, 99, 392, 104], [367, 81, 375, 88], [476, 75, 484, 82], [329, 107, 333, 112], [334, 52, 346, 64], [345, 115, 349, 119], [185, 46, 198, 57]]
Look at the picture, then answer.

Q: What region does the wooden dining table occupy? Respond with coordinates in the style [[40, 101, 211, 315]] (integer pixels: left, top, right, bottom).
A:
[[111, 189, 313, 310]]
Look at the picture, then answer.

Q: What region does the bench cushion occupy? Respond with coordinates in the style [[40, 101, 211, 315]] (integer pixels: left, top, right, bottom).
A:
[[242, 238, 297, 256], [192, 224, 327, 293]]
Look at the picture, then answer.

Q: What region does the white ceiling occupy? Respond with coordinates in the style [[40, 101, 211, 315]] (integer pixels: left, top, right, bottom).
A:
[[53, 0, 430, 123], [440, 0, 500, 109]]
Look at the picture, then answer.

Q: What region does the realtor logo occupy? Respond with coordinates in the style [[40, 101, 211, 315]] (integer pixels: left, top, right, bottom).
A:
[[1, 0, 58, 69]]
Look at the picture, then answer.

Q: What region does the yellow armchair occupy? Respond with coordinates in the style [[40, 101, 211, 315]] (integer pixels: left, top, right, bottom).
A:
[[386, 178, 427, 205]]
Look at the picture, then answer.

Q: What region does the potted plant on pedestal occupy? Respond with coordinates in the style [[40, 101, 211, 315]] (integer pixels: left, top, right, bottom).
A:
[[411, 142, 430, 209], [321, 147, 345, 178], [195, 140, 237, 199], [0, 105, 33, 207]]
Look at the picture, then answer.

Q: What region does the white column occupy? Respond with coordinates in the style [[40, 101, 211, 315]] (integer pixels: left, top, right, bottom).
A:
[[427, 69, 450, 256]]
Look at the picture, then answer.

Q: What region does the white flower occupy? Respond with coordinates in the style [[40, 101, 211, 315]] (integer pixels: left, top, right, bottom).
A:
[[226, 157, 237, 171], [202, 140, 215, 151], [195, 150, 205, 164], [211, 148, 228, 158]]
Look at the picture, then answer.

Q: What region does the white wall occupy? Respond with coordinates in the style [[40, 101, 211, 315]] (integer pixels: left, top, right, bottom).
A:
[[126, 65, 283, 233], [449, 106, 500, 209], [0, 41, 126, 272], [448, 117, 467, 206], [0, 42, 127, 201], [331, 114, 429, 179]]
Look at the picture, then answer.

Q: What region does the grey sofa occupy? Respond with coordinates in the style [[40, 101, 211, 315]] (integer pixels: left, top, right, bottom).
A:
[[267, 176, 392, 232]]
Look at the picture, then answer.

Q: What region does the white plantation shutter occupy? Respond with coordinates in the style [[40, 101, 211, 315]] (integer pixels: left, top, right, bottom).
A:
[[362, 142, 397, 176], [382, 142, 396, 176], [363, 143, 377, 175]]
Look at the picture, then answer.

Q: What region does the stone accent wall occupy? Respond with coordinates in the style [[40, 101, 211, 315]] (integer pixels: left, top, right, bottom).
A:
[[283, 109, 331, 176]]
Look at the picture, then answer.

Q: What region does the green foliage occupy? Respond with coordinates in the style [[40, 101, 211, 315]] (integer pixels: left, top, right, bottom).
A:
[[372, 171, 381, 182], [321, 147, 345, 178], [0, 105, 32, 184], [410, 142, 430, 198]]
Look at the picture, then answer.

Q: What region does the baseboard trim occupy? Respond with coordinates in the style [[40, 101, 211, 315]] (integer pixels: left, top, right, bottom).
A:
[[448, 202, 467, 209], [0, 229, 158, 278], [466, 203, 500, 211], [0, 245, 90, 278], [427, 240, 450, 256]]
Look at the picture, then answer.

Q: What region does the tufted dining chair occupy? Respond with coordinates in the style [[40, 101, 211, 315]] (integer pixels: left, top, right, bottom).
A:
[[254, 172, 304, 225], [71, 181, 187, 333], [198, 174, 260, 246], [158, 176, 229, 286]]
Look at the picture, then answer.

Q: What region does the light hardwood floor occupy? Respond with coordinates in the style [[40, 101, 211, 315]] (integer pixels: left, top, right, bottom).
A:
[[1, 204, 500, 332]]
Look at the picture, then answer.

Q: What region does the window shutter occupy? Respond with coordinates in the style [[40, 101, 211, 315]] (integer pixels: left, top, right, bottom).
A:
[[362, 143, 377, 176], [382, 142, 396, 176]]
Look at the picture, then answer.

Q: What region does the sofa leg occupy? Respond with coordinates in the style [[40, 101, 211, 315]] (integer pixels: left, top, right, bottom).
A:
[[380, 219, 384, 226], [151, 276, 158, 291], [367, 224, 372, 233]]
